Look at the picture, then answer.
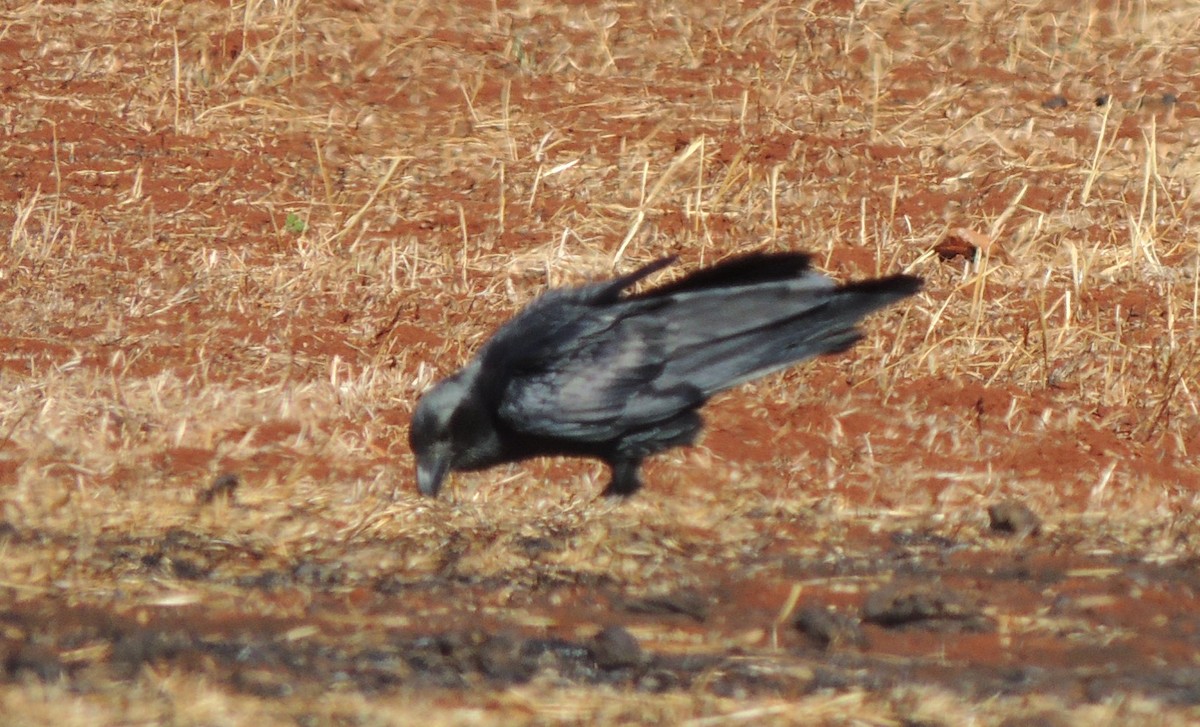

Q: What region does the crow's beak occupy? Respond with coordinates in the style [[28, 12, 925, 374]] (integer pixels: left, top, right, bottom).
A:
[[416, 452, 451, 497]]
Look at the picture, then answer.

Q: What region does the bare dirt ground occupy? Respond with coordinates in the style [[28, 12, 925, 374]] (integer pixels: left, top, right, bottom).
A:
[[2, 1, 1199, 724]]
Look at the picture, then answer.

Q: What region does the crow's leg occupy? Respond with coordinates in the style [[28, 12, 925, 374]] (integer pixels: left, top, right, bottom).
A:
[[601, 458, 643, 497], [602, 412, 703, 497]]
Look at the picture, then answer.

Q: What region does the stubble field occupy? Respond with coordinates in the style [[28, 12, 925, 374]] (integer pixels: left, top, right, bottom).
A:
[[2, 1, 1199, 724]]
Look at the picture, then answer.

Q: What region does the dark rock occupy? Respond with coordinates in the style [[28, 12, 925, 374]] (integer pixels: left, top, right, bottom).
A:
[[6, 642, 63, 681], [198, 472, 241, 504], [794, 605, 866, 650], [111, 629, 189, 676], [988, 501, 1042, 537], [863, 583, 991, 631], [589, 626, 642, 670], [475, 633, 536, 683], [624, 589, 711, 622], [232, 667, 294, 698]]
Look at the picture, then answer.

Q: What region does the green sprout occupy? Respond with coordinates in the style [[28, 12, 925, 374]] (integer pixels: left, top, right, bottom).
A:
[[285, 212, 306, 234]]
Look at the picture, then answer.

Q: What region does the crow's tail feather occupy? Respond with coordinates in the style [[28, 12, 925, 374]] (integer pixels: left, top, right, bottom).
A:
[[836, 273, 923, 302], [633, 251, 815, 298]]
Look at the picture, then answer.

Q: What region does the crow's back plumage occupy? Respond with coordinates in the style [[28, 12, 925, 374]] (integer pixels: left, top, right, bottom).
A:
[[409, 251, 921, 497]]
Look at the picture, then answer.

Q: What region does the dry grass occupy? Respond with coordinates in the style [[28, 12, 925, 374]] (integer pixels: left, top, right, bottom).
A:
[[1, 0, 1199, 724]]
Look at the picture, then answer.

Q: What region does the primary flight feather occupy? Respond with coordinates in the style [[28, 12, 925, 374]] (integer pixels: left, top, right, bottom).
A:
[[409, 251, 921, 497]]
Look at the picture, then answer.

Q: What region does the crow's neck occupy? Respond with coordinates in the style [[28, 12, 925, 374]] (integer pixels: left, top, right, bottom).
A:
[[450, 390, 506, 471]]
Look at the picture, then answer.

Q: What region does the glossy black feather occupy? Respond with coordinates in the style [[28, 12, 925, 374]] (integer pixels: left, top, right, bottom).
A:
[[628, 251, 814, 298], [409, 251, 922, 498]]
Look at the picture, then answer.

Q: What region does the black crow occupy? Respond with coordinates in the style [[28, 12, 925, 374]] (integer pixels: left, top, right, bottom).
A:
[[409, 251, 921, 497]]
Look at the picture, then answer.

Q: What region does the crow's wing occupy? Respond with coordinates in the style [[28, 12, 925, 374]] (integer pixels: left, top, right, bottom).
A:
[[491, 256, 918, 441], [649, 274, 918, 394], [493, 298, 700, 440]]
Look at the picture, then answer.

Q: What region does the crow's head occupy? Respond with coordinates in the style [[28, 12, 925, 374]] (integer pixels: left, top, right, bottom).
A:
[[409, 369, 500, 496]]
